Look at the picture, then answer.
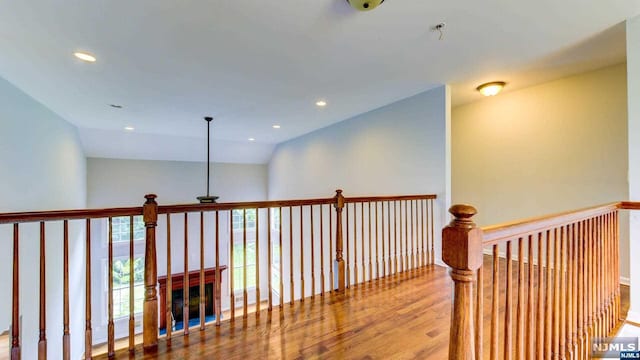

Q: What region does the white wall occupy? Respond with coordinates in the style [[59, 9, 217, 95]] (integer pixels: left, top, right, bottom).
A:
[[626, 16, 640, 323], [268, 86, 450, 281], [86, 158, 268, 342], [268, 87, 449, 200], [0, 76, 86, 359], [452, 64, 629, 276], [87, 158, 268, 207]]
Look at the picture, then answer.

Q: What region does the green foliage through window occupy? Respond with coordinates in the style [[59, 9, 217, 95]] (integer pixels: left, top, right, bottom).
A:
[[112, 257, 145, 318]]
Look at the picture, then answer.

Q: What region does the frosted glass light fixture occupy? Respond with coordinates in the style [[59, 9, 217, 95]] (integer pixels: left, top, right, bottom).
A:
[[477, 82, 506, 96]]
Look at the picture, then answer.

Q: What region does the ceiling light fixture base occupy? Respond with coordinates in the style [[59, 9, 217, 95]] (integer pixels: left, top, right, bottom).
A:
[[197, 195, 219, 204], [346, 0, 384, 11]]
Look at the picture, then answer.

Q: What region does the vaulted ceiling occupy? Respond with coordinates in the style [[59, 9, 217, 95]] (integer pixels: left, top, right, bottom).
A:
[[0, 1, 638, 163]]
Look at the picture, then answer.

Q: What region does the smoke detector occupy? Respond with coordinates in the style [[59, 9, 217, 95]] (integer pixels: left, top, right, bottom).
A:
[[347, 0, 384, 11]]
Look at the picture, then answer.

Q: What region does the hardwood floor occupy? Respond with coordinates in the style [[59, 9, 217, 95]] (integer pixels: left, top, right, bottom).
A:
[[97, 265, 452, 360], [1, 262, 628, 359]]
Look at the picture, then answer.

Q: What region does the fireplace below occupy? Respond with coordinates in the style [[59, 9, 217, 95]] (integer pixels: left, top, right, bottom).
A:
[[171, 283, 213, 326], [158, 266, 227, 330]]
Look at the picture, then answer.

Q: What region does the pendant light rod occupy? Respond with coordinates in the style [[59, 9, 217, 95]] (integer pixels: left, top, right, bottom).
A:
[[206, 116, 211, 196], [197, 116, 219, 203]]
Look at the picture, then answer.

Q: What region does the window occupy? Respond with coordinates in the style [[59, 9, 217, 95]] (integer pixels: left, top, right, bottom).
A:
[[270, 208, 280, 232], [106, 216, 146, 319], [270, 208, 281, 293], [232, 209, 256, 231], [112, 257, 145, 319], [111, 216, 145, 243], [271, 242, 281, 292], [233, 241, 256, 289]]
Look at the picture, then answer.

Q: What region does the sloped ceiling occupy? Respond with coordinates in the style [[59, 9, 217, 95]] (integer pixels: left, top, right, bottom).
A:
[[0, 1, 638, 163]]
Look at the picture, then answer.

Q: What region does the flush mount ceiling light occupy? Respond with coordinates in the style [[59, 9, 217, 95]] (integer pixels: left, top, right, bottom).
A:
[[73, 51, 96, 62], [124, 126, 134, 131], [347, 0, 384, 11], [248, 137, 255, 141], [477, 81, 506, 97], [315, 100, 327, 107], [272, 124, 281, 129]]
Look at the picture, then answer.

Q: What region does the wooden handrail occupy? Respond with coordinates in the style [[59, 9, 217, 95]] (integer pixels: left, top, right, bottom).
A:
[[158, 198, 335, 213], [0, 206, 142, 224], [481, 202, 620, 245], [621, 201, 640, 210], [0, 194, 438, 223], [344, 194, 436, 203]]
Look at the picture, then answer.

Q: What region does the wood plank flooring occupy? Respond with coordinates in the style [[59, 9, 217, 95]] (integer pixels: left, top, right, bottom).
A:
[[1, 261, 628, 360], [97, 265, 452, 360]]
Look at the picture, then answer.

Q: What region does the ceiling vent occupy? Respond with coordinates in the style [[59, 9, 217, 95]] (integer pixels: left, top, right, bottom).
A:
[[346, 0, 384, 11]]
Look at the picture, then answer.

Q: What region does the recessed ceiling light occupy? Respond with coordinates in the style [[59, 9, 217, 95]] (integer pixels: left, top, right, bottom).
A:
[[315, 100, 327, 107], [272, 124, 281, 129], [124, 126, 135, 131], [248, 137, 255, 141], [74, 51, 97, 63], [476, 81, 506, 97]]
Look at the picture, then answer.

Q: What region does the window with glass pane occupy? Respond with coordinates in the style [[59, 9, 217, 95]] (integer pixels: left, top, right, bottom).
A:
[[112, 257, 145, 318], [269, 208, 281, 293], [111, 216, 145, 243], [233, 241, 256, 289], [232, 209, 256, 231], [271, 242, 280, 292], [270, 208, 280, 231]]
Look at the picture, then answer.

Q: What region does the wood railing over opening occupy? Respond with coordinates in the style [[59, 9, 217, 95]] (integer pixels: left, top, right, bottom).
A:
[[443, 201, 638, 360], [1, 190, 436, 359]]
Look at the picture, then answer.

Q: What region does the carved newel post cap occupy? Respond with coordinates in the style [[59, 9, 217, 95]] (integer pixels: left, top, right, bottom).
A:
[[448, 204, 477, 228], [143, 194, 158, 224], [334, 189, 344, 209], [449, 204, 477, 219], [442, 204, 483, 271]]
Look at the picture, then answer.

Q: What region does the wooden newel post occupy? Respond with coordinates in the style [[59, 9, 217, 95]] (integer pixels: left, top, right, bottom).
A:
[[442, 204, 483, 360], [143, 194, 159, 351], [334, 189, 346, 292], [11, 224, 20, 360]]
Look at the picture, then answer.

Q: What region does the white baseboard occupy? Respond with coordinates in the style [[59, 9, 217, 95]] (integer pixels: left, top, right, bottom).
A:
[[434, 258, 447, 267]]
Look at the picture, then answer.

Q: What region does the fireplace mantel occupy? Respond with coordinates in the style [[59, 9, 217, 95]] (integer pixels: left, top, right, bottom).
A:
[[158, 266, 227, 330]]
